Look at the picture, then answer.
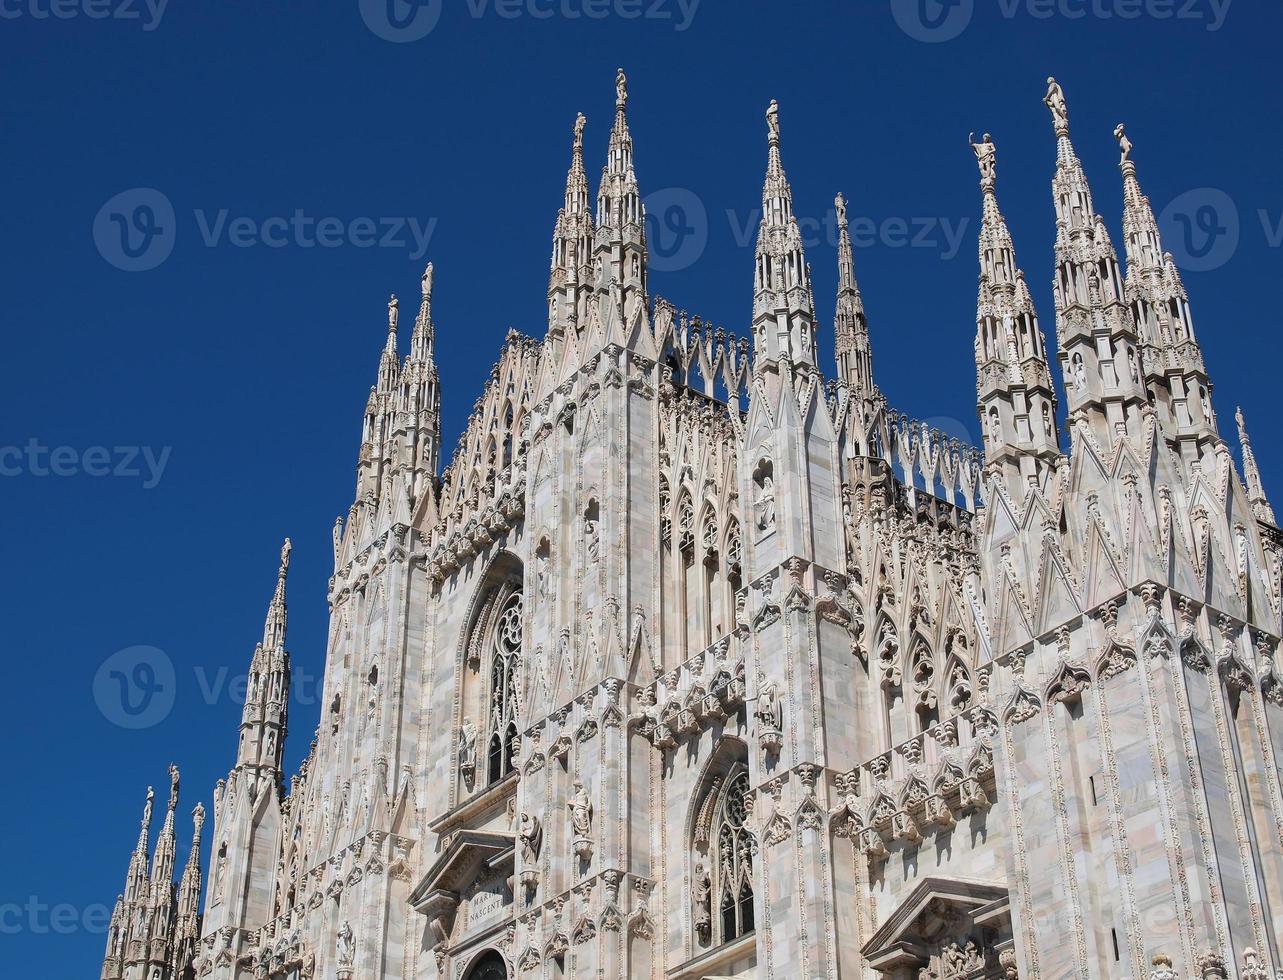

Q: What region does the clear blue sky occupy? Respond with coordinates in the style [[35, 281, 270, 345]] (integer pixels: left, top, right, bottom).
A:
[[2, 0, 1278, 973]]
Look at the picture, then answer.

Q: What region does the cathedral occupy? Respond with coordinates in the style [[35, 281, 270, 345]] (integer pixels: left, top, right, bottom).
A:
[[102, 72, 1283, 980]]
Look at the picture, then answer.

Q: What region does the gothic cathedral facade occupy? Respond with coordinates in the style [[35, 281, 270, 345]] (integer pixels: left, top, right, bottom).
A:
[[103, 74, 1283, 980]]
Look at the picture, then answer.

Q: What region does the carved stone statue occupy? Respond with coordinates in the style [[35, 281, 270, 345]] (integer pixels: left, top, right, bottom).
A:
[[336, 921, 355, 969], [692, 862, 711, 940], [766, 99, 780, 142], [969, 133, 996, 184], [1044, 76, 1069, 133], [1115, 123, 1133, 164], [585, 519, 600, 565], [387, 294, 399, 332], [757, 678, 783, 733], [568, 778, 593, 839], [458, 718, 477, 779], [615, 68, 627, 107], [518, 812, 543, 864], [754, 474, 776, 532]]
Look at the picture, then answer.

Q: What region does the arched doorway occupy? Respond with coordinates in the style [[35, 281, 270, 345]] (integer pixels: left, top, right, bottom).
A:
[[464, 950, 508, 980]]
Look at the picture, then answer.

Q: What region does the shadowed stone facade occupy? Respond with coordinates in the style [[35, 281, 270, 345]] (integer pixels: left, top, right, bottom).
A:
[[103, 74, 1283, 980]]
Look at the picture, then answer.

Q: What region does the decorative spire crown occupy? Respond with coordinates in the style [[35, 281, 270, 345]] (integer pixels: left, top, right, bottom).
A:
[[261, 538, 291, 650]]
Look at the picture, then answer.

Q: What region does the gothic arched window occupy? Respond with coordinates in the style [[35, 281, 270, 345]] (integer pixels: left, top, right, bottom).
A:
[[486, 591, 522, 784], [714, 771, 756, 944], [694, 760, 757, 950]]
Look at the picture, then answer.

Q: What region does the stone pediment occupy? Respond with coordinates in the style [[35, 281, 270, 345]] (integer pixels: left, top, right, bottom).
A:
[[409, 830, 515, 948], [861, 876, 1009, 972]]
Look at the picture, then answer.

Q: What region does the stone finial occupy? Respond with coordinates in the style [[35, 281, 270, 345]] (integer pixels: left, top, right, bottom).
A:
[[1196, 950, 1229, 979], [1150, 953, 1177, 980]]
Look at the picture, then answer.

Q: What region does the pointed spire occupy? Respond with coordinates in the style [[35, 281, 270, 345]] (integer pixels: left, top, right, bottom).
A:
[[550, 112, 593, 322], [752, 100, 817, 374], [411, 263, 436, 362], [1116, 123, 1219, 465], [148, 765, 180, 906], [261, 537, 291, 650], [589, 70, 647, 331], [171, 801, 205, 976], [1117, 124, 1174, 287], [566, 113, 589, 218], [378, 294, 401, 393], [597, 69, 639, 228], [124, 785, 155, 905], [971, 132, 1060, 491], [1044, 78, 1145, 445], [833, 192, 874, 397], [1238, 407, 1276, 524], [971, 133, 1025, 305]]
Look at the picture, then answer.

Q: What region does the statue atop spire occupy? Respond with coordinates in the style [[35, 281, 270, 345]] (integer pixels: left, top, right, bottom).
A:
[[615, 68, 627, 109], [766, 98, 781, 145], [970, 132, 997, 188], [140, 785, 155, 834], [1044, 76, 1069, 135], [1115, 122, 1133, 165], [167, 764, 179, 811], [388, 294, 399, 333], [421, 263, 433, 300], [574, 111, 586, 151]]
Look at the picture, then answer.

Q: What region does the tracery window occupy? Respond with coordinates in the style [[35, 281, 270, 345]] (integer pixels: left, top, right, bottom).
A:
[[706, 770, 756, 946], [486, 591, 522, 784]]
